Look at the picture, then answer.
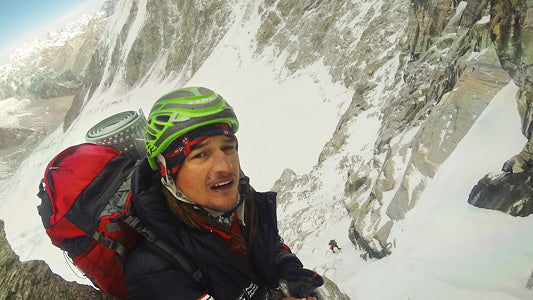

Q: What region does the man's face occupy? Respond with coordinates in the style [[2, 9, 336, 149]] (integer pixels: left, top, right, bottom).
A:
[[174, 135, 240, 212]]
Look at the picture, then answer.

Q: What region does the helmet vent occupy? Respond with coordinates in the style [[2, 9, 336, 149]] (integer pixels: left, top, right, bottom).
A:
[[154, 123, 165, 131], [198, 87, 214, 95], [146, 133, 156, 141], [155, 115, 170, 123]]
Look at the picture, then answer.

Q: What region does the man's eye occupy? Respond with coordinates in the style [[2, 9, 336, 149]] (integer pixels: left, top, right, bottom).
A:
[[223, 145, 236, 152], [192, 152, 205, 159]]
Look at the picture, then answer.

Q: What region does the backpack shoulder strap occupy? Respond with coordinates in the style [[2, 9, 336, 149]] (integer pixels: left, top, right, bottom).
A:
[[123, 215, 205, 285]]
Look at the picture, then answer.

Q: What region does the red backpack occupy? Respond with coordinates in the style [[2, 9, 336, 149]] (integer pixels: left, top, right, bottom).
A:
[[37, 143, 139, 298], [38, 143, 203, 298]]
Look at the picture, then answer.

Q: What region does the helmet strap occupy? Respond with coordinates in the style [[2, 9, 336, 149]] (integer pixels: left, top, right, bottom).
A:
[[157, 154, 195, 205]]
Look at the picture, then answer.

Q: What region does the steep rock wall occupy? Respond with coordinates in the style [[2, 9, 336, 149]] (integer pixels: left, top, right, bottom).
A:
[[468, 0, 533, 215], [271, 0, 528, 260], [64, 0, 233, 130], [346, 0, 529, 257]]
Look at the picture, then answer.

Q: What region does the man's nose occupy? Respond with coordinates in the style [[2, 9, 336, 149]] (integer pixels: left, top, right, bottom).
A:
[[211, 150, 233, 172]]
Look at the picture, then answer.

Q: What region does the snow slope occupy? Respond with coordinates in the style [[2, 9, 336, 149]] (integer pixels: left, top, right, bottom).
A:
[[290, 82, 532, 300]]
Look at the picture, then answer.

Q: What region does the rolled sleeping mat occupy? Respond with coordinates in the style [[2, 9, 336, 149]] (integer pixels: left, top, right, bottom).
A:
[[85, 110, 147, 160]]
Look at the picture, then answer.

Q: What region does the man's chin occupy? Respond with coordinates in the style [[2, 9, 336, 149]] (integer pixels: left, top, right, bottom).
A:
[[205, 199, 239, 215]]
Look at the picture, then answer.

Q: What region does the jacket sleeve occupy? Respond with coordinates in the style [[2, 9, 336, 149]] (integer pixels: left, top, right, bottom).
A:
[[256, 191, 304, 277], [273, 237, 304, 273], [125, 241, 207, 300], [273, 239, 324, 298], [265, 192, 324, 298]]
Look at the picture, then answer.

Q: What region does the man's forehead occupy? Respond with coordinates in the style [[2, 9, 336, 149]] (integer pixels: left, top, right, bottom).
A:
[[195, 135, 235, 147]]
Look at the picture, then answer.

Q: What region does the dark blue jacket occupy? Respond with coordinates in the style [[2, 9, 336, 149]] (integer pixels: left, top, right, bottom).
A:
[[125, 160, 305, 300]]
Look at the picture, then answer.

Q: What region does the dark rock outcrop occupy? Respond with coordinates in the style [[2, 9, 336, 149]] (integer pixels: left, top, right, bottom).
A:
[[469, 170, 533, 216]]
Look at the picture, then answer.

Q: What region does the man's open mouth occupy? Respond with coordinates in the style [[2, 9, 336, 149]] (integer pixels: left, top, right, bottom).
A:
[[211, 180, 233, 190]]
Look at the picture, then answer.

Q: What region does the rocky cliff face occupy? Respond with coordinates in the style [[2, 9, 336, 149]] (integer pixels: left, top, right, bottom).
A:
[[270, 0, 529, 260], [468, 0, 533, 216], [63, 0, 233, 130], [0, 220, 115, 300], [264, 0, 533, 289]]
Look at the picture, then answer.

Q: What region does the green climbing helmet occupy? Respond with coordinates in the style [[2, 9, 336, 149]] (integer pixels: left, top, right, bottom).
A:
[[146, 86, 239, 170]]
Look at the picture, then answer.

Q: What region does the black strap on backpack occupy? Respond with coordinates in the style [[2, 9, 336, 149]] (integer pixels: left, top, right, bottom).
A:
[[111, 173, 205, 287], [123, 215, 205, 285]]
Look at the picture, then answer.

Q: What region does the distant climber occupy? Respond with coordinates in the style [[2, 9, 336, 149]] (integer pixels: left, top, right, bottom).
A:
[[329, 240, 341, 253]]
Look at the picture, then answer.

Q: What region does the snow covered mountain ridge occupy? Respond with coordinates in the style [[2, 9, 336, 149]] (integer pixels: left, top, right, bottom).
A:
[[0, 0, 117, 181], [0, 11, 110, 100], [0, 0, 532, 299]]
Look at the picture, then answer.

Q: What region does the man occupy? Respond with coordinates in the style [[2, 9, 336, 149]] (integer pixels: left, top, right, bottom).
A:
[[329, 240, 341, 253], [125, 87, 323, 300]]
